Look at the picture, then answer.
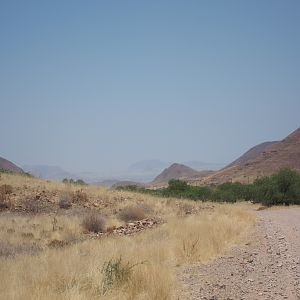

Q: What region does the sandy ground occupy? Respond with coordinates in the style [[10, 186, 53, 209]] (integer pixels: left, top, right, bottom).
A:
[[178, 207, 300, 299]]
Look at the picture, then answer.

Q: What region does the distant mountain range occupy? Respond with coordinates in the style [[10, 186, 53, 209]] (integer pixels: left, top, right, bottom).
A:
[[2, 127, 300, 187], [128, 160, 169, 173], [20, 159, 223, 186], [22, 165, 102, 183], [128, 159, 223, 173], [22, 165, 76, 181]]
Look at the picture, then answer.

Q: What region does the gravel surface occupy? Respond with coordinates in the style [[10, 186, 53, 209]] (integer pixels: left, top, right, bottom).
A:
[[177, 207, 300, 299]]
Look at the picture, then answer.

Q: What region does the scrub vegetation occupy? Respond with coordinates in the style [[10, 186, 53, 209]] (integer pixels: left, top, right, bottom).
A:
[[119, 168, 300, 206], [0, 172, 254, 299]]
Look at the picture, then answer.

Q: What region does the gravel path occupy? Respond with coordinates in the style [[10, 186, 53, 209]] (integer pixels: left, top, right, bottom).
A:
[[177, 207, 300, 299]]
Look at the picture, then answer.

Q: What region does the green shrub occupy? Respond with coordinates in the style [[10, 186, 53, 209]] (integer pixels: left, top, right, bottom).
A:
[[101, 257, 132, 294], [252, 168, 300, 206], [117, 168, 300, 206], [101, 257, 145, 295], [62, 178, 87, 185], [168, 179, 189, 192]]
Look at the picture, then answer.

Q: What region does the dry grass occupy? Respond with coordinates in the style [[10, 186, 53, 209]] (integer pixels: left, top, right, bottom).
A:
[[0, 173, 255, 299], [0, 241, 41, 258], [170, 205, 254, 263]]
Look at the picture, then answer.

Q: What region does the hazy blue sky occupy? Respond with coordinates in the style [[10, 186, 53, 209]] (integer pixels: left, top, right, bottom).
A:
[[1, 0, 299, 174]]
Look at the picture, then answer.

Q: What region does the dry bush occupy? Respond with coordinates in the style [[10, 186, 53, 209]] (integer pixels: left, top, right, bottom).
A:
[[59, 192, 72, 209], [0, 191, 12, 211], [82, 213, 106, 233], [72, 190, 88, 203], [119, 206, 146, 222], [0, 184, 13, 210], [23, 197, 44, 213], [0, 195, 9, 210], [0, 184, 13, 195]]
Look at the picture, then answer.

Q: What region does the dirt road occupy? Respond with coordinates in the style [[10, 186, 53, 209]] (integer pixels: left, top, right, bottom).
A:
[[178, 207, 300, 299]]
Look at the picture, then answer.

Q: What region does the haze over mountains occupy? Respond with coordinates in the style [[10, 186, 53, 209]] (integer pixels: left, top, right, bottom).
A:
[[2, 127, 299, 187], [21, 159, 224, 184]]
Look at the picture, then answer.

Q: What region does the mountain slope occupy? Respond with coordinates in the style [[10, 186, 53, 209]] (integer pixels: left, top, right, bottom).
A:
[[225, 141, 278, 169], [0, 157, 23, 173], [199, 128, 300, 185]]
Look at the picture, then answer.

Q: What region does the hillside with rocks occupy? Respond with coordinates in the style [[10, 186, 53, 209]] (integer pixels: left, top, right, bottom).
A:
[[198, 128, 300, 185], [225, 141, 278, 169]]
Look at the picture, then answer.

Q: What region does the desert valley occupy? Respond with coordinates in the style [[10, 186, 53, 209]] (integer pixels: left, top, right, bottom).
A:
[[1, 127, 300, 299], [1, 1, 300, 299]]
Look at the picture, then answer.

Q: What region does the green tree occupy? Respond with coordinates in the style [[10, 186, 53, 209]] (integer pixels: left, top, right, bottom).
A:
[[273, 168, 300, 205], [168, 179, 188, 192]]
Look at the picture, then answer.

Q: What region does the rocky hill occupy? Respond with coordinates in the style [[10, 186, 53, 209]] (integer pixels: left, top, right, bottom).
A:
[[198, 127, 300, 185], [152, 163, 213, 185], [0, 156, 23, 173]]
